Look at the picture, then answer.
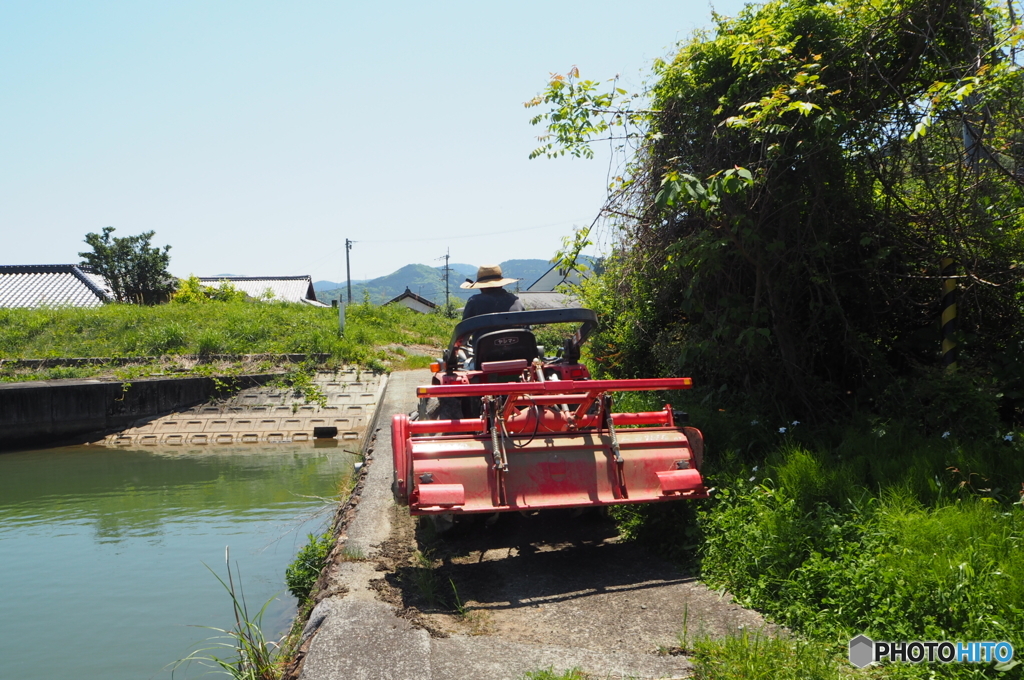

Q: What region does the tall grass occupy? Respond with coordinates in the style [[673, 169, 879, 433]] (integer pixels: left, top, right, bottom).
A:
[[689, 630, 851, 680], [608, 388, 1024, 678], [0, 301, 456, 365], [174, 550, 282, 680]]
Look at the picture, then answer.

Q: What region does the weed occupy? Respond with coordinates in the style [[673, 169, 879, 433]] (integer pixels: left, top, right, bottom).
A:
[[450, 578, 467, 617], [274, 361, 328, 409], [173, 549, 281, 680], [339, 546, 364, 561], [196, 329, 227, 356], [43, 366, 90, 380], [689, 630, 849, 680], [285, 531, 334, 603], [394, 352, 434, 371], [409, 550, 442, 607], [521, 668, 590, 680]]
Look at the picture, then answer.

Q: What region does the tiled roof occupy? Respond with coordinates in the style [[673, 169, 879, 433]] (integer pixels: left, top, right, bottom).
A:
[[0, 265, 113, 308], [385, 287, 439, 308], [197, 275, 327, 306]]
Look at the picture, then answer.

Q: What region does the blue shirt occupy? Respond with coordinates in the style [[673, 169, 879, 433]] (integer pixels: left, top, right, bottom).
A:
[[462, 287, 524, 319]]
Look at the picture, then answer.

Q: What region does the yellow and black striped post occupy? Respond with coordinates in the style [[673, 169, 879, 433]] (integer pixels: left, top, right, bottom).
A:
[[941, 257, 958, 371]]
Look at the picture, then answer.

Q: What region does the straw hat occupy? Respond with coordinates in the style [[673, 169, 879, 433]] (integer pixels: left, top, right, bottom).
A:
[[460, 264, 520, 289]]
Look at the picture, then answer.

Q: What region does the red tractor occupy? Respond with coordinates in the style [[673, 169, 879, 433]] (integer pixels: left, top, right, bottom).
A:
[[391, 309, 707, 515]]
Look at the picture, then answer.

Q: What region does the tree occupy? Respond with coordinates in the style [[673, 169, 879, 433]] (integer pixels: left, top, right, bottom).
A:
[[530, 0, 1024, 424], [79, 227, 175, 304]]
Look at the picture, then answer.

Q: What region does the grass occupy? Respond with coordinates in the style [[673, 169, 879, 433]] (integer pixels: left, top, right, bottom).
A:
[[0, 300, 456, 380], [174, 551, 282, 680], [521, 635, 850, 680], [410, 549, 443, 607], [606, 389, 1024, 679], [521, 669, 590, 680], [688, 631, 852, 680]]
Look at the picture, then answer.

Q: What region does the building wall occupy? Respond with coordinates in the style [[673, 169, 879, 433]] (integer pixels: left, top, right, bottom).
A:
[[397, 298, 435, 314]]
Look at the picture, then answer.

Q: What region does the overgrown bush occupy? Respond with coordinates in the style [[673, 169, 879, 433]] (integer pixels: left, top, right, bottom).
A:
[[285, 531, 333, 602], [697, 440, 1024, 677], [531, 0, 1024, 427], [172, 275, 248, 303]]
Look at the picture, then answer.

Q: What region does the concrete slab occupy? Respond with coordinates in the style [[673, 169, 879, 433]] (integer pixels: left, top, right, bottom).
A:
[[430, 635, 689, 680], [300, 598, 432, 680], [98, 367, 386, 448]]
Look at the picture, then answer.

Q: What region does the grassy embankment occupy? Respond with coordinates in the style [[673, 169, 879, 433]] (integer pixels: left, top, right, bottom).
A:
[[0, 301, 457, 381], [609, 391, 1024, 679]]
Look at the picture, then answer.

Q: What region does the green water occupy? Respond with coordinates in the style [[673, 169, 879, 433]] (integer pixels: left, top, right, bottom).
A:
[[0, 444, 356, 680]]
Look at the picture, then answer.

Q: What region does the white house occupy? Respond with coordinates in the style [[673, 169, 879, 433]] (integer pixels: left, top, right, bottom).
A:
[[385, 288, 439, 313], [196, 275, 327, 306]]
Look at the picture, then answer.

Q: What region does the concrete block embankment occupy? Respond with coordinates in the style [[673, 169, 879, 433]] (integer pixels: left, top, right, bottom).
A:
[[0, 375, 275, 451]]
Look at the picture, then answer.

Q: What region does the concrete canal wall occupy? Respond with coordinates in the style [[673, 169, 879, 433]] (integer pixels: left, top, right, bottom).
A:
[[0, 374, 277, 451]]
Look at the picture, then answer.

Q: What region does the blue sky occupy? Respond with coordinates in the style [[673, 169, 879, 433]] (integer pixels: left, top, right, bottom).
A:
[[1, 0, 745, 281]]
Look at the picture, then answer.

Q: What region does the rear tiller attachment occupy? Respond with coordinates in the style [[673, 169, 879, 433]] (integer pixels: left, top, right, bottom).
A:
[[392, 377, 708, 515]]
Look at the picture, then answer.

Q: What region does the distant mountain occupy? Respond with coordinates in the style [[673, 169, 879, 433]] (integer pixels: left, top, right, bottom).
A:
[[499, 259, 553, 289], [315, 259, 553, 305], [449, 263, 478, 284], [313, 279, 356, 292]]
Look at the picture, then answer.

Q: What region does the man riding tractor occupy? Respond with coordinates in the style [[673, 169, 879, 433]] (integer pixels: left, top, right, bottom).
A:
[[461, 264, 524, 319]]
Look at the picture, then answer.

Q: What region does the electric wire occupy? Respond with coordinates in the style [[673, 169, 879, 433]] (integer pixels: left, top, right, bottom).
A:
[[286, 216, 592, 276]]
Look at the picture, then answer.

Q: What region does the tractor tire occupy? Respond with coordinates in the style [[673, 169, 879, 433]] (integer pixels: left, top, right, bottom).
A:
[[437, 397, 463, 421]]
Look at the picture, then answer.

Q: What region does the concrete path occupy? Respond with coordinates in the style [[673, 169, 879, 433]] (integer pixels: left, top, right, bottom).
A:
[[295, 370, 771, 680]]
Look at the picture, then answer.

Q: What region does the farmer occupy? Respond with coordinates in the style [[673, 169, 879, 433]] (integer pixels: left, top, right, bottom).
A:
[[460, 264, 524, 319]]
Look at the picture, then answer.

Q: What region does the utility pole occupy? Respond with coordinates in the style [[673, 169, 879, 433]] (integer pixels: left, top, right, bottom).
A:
[[437, 249, 453, 317], [345, 239, 353, 304], [444, 249, 451, 313]]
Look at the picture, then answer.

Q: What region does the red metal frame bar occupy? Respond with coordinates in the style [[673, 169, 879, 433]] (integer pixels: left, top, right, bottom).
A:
[[417, 377, 692, 399], [405, 409, 674, 436]]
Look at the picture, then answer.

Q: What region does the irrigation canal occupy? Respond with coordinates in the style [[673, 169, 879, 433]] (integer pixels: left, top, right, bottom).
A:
[[0, 443, 355, 680]]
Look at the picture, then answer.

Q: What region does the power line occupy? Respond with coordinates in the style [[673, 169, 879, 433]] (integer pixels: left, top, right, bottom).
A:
[[353, 217, 591, 244], [287, 216, 591, 275]]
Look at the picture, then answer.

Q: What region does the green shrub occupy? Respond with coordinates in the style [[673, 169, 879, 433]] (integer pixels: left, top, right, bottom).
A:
[[878, 370, 1002, 440], [699, 462, 1024, 662], [285, 531, 334, 602]]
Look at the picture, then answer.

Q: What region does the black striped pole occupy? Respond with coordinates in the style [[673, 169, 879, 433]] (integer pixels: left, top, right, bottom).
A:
[[941, 257, 958, 371]]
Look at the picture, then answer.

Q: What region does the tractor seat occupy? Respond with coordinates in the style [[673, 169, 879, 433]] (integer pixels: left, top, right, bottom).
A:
[[472, 329, 538, 365]]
